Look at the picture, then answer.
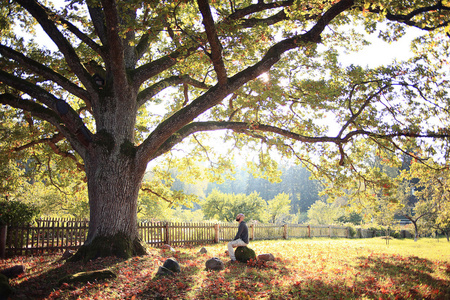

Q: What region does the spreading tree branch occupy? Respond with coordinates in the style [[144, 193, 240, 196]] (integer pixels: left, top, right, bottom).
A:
[[87, 3, 108, 46], [237, 9, 290, 28], [136, 0, 355, 162], [135, 33, 151, 61], [136, 75, 209, 107], [0, 91, 91, 158], [140, 187, 174, 205], [226, 0, 294, 21], [14, 132, 85, 171], [51, 12, 104, 57], [367, 1, 450, 31], [151, 119, 450, 161], [16, 0, 97, 97], [100, 0, 128, 91], [131, 45, 200, 89], [197, 0, 228, 85], [338, 81, 390, 139], [224, 0, 323, 29], [0, 44, 91, 107]]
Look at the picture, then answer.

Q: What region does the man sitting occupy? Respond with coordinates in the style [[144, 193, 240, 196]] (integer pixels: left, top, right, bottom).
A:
[[227, 213, 249, 262]]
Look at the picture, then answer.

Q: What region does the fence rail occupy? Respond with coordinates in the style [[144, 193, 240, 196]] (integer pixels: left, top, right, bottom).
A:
[[0, 218, 400, 258]]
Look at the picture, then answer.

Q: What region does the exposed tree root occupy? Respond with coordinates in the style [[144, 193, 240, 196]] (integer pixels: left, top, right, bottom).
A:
[[68, 232, 148, 262]]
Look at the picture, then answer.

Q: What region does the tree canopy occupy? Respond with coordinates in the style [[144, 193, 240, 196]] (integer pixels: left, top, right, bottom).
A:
[[202, 189, 267, 222], [0, 0, 449, 259]]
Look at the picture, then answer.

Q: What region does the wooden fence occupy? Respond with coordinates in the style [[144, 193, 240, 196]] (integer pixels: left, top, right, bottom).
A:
[[138, 221, 217, 247], [1, 218, 384, 258], [1, 219, 89, 258]]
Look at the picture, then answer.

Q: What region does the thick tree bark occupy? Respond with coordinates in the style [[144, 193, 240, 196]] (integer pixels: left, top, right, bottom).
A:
[[70, 148, 148, 261]]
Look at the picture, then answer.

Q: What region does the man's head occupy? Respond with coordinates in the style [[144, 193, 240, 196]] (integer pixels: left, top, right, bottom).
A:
[[236, 213, 245, 222]]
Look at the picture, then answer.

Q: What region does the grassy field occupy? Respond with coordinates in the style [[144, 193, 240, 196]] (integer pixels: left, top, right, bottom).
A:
[[1, 237, 449, 299]]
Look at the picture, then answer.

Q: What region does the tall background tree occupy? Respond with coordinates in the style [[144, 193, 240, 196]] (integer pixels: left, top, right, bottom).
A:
[[206, 164, 320, 214], [0, 0, 449, 259], [202, 189, 267, 221], [403, 161, 450, 240]]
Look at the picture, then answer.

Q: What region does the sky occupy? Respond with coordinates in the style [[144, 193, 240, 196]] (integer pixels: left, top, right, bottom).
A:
[[339, 27, 424, 67]]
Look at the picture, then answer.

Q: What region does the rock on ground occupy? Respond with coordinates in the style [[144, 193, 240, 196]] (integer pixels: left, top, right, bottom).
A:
[[257, 253, 275, 261], [58, 269, 116, 285], [0, 265, 25, 279], [205, 257, 224, 270], [156, 266, 175, 276], [163, 258, 181, 273]]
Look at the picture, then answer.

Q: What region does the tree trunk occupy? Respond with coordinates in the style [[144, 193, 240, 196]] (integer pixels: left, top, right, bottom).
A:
[[403, 215, 420, 242], [70, 148, 148, 261], [412, 221, 419, 242]]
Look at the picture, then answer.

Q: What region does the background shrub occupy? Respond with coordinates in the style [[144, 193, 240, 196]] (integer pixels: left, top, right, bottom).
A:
[[347, 225, 357, 238], [0, 199, 40, 226]]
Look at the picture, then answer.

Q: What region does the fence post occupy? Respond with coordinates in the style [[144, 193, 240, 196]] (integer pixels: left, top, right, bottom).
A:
[[329, 226, 332, 238], [250, 224, 254, 241], [283, 224, 288, 239], [0, 225, 7, 259], [214, 224, 219, 243], [307, 225, 311, 238], [164, 222, 170, 245]]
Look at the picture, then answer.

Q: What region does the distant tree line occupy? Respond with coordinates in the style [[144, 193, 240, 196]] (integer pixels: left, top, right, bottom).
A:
[[204, 165, 321, 214]]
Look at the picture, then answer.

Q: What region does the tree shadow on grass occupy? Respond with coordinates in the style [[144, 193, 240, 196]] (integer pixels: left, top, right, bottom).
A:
[[138, 250, 294, 299], [186, 260, 281, 300], [352, 254, 450, 299], [132, 247, 212, 299], [134, 247, 275, 299], [283, 253, 450, 300], [8, 255, 129, 299], [283, 277, 361, 300]]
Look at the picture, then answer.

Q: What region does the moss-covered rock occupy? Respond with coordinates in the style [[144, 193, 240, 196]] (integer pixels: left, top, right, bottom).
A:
[[0, 273, 13, 299], [235, 246, 256, 263], [68, 232, 147, 262], [58, 269, 117, 285]]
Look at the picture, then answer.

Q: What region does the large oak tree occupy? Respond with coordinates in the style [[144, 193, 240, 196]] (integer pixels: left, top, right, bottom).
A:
[[1, 0, 449, 259]]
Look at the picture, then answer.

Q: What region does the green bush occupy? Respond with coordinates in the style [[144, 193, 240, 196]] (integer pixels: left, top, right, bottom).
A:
[[347, 226, 356, 238], [0, 199, 40, 226], [391, 230, 401, 239]]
